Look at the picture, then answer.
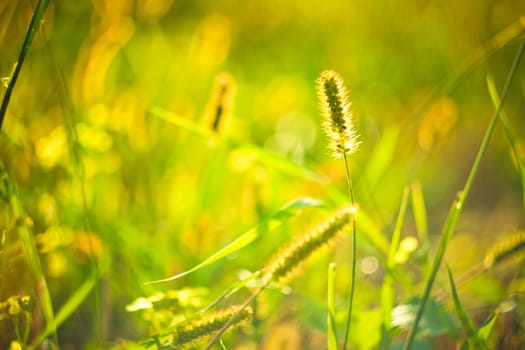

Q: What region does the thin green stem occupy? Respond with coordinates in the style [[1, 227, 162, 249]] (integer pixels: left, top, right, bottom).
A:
[[204, 281, 268, 350], [342, 153, 355, 204], [0, 0, 49, 130], [342, 153, 356, 350], [402, 39, 525, 350], [327, 263, 338, 350]]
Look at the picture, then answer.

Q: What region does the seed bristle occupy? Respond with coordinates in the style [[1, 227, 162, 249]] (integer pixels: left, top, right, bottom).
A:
[[316, 70, 360, 158], [484, 231, 525, 268], [263, 206, 353, 283]]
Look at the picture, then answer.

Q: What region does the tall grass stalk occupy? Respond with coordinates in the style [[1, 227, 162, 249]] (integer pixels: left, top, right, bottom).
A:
[[341, 153, 357, 350], [316, 69, 360, 350], [38, 12, 106, 346], [446, 265, 488, 350], [0, 0, 49, 129], [327, 262, 338, 350], [1, 162, 57, 347], [486, 73, 525, 210], [402, 39, 525, 350], [381, 187, 410, 328]]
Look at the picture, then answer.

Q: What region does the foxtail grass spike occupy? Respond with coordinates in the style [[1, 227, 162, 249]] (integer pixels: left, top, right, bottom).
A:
[[204, 207, 353, 350], [148, 306, 252, 349], [317, 70, 360, 350], [204, 72, 236, 135], [263, 206, 353, 284], [484, 231, 525, 268], [317, 70, 360, 158]]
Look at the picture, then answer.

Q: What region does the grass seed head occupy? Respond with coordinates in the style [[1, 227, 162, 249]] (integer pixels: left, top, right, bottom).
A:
[[158, 305, 252, 348], [484, 231, 525, 268], [204, 72, 236, 135], [263, 206, 353, 284], [317, 70, 360, 158]]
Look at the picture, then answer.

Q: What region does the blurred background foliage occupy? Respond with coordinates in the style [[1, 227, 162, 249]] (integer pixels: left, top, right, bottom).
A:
[[1, 0, 525, 348]]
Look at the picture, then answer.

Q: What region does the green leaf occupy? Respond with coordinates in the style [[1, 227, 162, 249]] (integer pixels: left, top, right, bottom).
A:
[[145, 197, 324, 284]]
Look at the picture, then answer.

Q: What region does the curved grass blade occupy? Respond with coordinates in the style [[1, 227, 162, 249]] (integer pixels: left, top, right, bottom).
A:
[[145, 197, 324, 284], [363, 126, 399, 191], [381, 187, 409, 328], [486, 73, 525, 210], [30, 272, 99, 349], [411, 181, 430, 269], [0, 0, 49, 129], [200, 270, 262, 313], [446, 265, 487, 350], [149, 107, 327, 183], [149, 106, 213, 138], [356, 210, 389, 255], [477, 311, 498, 343], [402, 39, 525, 350], [1, 162, 57, 346], [408, 17, 525, 126]]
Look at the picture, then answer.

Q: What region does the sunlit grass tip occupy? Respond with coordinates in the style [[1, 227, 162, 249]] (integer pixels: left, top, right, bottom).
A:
[[317, 70, 360, 158], [263, 206, 353, 284]]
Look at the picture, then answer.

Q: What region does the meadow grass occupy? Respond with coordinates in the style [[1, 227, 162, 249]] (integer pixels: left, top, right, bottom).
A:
[[1, 2, 525, 350], [402, 38, 525, 350]]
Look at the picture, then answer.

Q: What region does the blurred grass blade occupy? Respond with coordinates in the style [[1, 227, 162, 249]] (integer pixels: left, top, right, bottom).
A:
[[327, 262, 338, 350], [149, 106, 213, 138], [357, 209, 390, 256], [1, 162, 57, 346], [145, 197, 324, 284], [477, 312, 498, 342], [149, 106, 326, 183], [439, 17, 525, 96], [0, 0, 49, 129], [411, 181, 430, 268], [239, 144, 326, 183], [363, 126, 399, 191], [31, 273, 98, 349], [486, 73, 525, 210], [381, 187, 409, 327], [201, 270, 262, 313], [410, 17, 525, 124], [446, 265, 487, 350], [403, 39, 525, 350], [219, 339, 228, 350]]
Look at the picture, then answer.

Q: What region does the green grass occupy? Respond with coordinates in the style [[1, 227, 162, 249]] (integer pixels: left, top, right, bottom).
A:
[[1, 2, 525, 349]]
